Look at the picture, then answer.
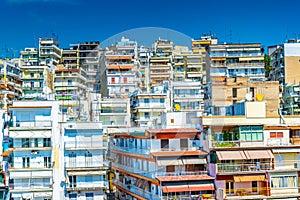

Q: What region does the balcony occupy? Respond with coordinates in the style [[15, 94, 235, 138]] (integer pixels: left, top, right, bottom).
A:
[[111, 144, 150, 156], [66, 181, 108, 191], [65, 161, 108, 169], [10, 183, 52, 191], [9, 120, 52, 129], [64, 141, 107, 150], [112, 163, 152, 179], [216, 162, 273, 173], [225, 186, 268, 199], [113, 180, 161, 200]]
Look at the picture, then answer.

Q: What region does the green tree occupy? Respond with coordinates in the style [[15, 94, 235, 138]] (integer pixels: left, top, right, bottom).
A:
[[264, 54, 272, 78]]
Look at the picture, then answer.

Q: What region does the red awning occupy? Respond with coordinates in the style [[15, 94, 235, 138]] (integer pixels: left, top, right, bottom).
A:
[[162, 185, 189, 193], [188, 183, 215, 191], [162, 183, 215, 193]]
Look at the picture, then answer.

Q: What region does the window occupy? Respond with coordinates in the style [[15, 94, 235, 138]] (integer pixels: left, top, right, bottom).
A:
[[69, 152, 76, 168], [271, 176, 297, 188], [166, 165, 175, 172], [22, 138, 29, 148], [22, 157, 30, 168], [240, 126, 263, 141], [86, 193, 94, 200], [250, 87, 255, 97], [30, 138, 38, 147], [226, 181, 234, 194], [43, 138, 51, 147], [69, 176, 77, 188], [252, 181, 258, 192], [123, 77, 127, 83], [160, 98, 164, 103], [270, 132, 283, 138], [161, 139, 169, 149], [44, 157, 51, 168], [111, 77, 115, 84], [85, 152, 93, 167], [170, 118, 174, 123], [144, 99, 149, 104], [232, 88, 237, 98], [69, 193, 77, 200], [180, 139, 188, 149], [67, 79, 72, 86], [30, 72, 34, 78], [145, 112, 150, 119]]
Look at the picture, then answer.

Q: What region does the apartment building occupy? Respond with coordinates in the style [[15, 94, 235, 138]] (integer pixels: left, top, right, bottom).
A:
[[204, 77, 279, 117], [130, 84, 170, 128], [173, 46, 203, 82], [0, 60, 22, 107], [63, 122, 108, 200], [69, 42, 101, 92], [149, 39, 173, 87], [202, 101, 300, 200], [7, 101, 63, 200], [111, 128, 215, 200], [137, 46, 152, 92], [20, 48, 39, 66], [206, 43, 265, 83], [54, 64, 89, 121], [268, 40, 300, 86], [172, 80, 204, 116], [283, 83, 300, 115], [91, 97, 131, 128], [268, 40, 300, 115], [191, 35, 218, 84], [38, 37, 61, 66], [103, 52, 138, 98]]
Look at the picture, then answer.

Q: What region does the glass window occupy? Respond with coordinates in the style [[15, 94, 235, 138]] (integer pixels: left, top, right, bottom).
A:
[[240, 126, 263, 141], [86, 193, 94, 200]]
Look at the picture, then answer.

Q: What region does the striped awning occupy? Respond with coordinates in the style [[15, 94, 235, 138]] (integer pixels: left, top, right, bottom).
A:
[[234, 175, 265, 182], [216, 151, 247, 160]]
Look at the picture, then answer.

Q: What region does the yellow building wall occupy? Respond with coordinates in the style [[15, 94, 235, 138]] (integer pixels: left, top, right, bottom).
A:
[[285, 56, 300, 84]]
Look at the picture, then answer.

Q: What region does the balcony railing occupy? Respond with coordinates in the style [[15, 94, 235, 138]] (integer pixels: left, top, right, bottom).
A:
[[216, 162, 273, 173], [9, 120, 52, 128], [10, 183, 52, 190], [113, 180, 161, 200], [155, 171, 208, 177], [111, 145, 150, 155], [65, 161, 108, 169], [65, 141, 107, 149], [225, 186, 268, 197]]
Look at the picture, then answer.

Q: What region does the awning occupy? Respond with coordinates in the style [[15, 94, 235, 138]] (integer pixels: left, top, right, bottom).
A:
[[162, 185, 189, 193], [107, 65, 120, 69], [211, 57, 226, 61], [188, 183, 215, 191], [244, 150, 274, 159], [239, 57, 264, 61], [216, 151, 247, 160], [272, 148, 300, 153], [182, 158, 207, 165], [120, 65, 134, 69], [157, 159, 182, 166], [233, 175, 265, 182], [68, 170, 106, 176], [162, 183, 215, 193]]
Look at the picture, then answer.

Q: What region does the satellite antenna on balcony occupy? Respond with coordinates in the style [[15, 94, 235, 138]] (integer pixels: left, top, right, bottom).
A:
[[245, 93, 252, 101]]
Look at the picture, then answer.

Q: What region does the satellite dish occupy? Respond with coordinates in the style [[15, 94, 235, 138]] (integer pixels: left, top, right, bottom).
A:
[[256, 93, 263, 101], [246, 93, 252, 101]]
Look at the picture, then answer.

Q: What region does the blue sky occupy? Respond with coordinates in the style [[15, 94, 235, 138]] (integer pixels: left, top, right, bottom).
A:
[[1, 0, 300, 57]]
